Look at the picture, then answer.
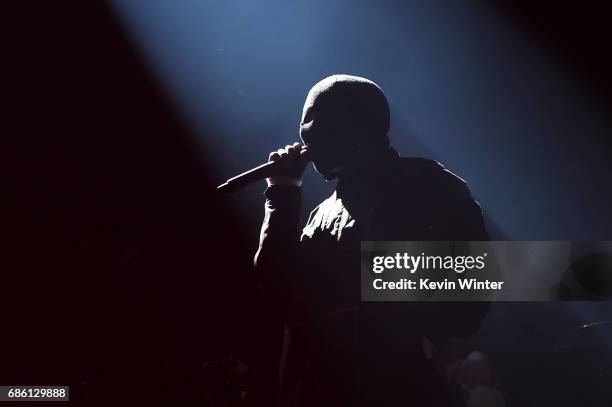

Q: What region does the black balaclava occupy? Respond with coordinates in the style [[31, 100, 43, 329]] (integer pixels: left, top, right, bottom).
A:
[[299, 74, 391, 181]]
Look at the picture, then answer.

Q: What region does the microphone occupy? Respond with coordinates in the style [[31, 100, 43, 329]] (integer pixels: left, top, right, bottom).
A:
[[217, 161, 285, 193], [217, 147, 311, 193]]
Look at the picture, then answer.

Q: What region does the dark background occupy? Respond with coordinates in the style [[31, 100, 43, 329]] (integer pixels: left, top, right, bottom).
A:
[[5, 1, 612, 405]]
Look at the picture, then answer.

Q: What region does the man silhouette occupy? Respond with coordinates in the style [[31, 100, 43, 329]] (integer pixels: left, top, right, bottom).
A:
[[254, 74, 490, 406]]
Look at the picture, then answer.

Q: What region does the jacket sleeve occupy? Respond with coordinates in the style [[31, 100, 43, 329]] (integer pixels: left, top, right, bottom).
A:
[[253, 185, 303, 312]]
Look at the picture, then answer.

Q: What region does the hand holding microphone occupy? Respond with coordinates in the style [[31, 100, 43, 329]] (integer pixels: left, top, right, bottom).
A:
[[266, 142, 310, 187], [217, 142, 311, 192]]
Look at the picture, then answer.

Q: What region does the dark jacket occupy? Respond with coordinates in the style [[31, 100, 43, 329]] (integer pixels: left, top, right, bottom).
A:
[[254, 148, 490, 406]]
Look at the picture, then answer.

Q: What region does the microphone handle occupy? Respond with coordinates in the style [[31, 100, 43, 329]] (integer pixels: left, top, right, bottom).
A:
[[217, 160, 283, 193]]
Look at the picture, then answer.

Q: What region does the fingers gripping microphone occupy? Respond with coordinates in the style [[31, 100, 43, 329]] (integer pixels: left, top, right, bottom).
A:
[[217, 146, 311, 193], [217, 161, 285, 193]]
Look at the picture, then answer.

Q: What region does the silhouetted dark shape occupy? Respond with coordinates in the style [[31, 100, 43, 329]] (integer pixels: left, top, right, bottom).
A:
[[254, 75, 490, 406], [553, 242, 612, 300]]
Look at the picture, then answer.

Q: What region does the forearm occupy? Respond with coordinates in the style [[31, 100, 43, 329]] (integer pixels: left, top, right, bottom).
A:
[[253, 185, 302, 298]]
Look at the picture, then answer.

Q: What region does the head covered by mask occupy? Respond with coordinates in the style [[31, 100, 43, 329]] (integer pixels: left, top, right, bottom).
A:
[[299, 74, 391, 180]]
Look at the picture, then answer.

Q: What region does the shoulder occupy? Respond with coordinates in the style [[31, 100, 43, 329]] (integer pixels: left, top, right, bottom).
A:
[[379, 157, 472, 204], [368, 157, 488, 240]]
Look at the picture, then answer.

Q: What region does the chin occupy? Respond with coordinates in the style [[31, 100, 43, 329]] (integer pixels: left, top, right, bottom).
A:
[[313, 163, 341, 182]]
